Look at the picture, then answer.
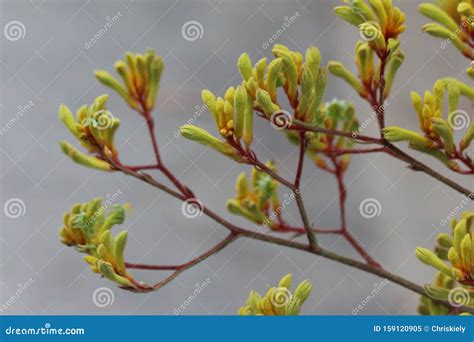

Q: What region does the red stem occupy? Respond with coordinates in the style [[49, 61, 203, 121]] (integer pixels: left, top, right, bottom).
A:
[[333, 158, 382, 269]]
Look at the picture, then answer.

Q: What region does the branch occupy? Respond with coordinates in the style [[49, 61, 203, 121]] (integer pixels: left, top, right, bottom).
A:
[[294, 132, 319, 251], [289, 120, 474, 199], [111, 161, 474, 314]]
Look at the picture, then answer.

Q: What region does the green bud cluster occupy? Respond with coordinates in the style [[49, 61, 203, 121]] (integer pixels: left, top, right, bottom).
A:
[[238, 274, 313, 315], [95, 50, 164, 112], [289, 99, 359, 172], [59, 199, 147, 290], [226, 161, 282, 229], [59, 95, 120, 172], [416, 211, 474, 285], [419, 1, 474, 60], [383, 78, 474, 171]]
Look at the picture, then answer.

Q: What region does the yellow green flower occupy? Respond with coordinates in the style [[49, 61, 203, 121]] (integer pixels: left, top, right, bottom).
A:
[[95, 50, 164, 112], [227, 162, 281, 229], [238, 274, 313, 315], [416, 211, 474, 285], [59, 95, 120, 171]]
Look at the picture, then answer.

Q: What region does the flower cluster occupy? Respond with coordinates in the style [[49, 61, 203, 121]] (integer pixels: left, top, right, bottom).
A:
[[331, 1, 405, 100], [95, 50, 164, 112], [180, 44, 328, 161], [290, 99, 359, 173], [419, 1, 474, 61], [418, 272, 457, 315], [238, 274, 313, 315], [179, 84, 253, 162], [335, 0, 406, 47], [59, 199, 147, 290], [59, 95, 120, 171], [383, 79, 474, 172], [227, 161, 282, 229], [417, 211, 474, 285]]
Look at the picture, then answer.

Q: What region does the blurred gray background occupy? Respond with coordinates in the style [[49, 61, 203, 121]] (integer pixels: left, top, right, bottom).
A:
[[0, 0, 472, 315]]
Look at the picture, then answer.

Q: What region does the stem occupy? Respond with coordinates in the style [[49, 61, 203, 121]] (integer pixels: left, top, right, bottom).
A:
[[333, 159, 381, 268], [111, 161, 474, 314], [150, 233, 238, 291], [295, 132, 319, 251], [290, 121, 474, 199]]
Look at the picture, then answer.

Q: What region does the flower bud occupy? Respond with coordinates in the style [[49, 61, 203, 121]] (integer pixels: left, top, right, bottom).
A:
[[238, 53, 253, 81], [59, 141, 112, 171], [430, 118, 455, 155], [278, 273, 292, 290], [95, 70, 136, 109], [265, 58, 283, 100], [256, 89, 280, 115], [180, 125, 240, 160], [418, 3, 461, 34], [234, 86, 247, 139], [333, 6, 365, 26], [416, 247, 453, 278], [328, 61, 367, 97], [382, 126, 435, 149], [294, 280, 312, 304]]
